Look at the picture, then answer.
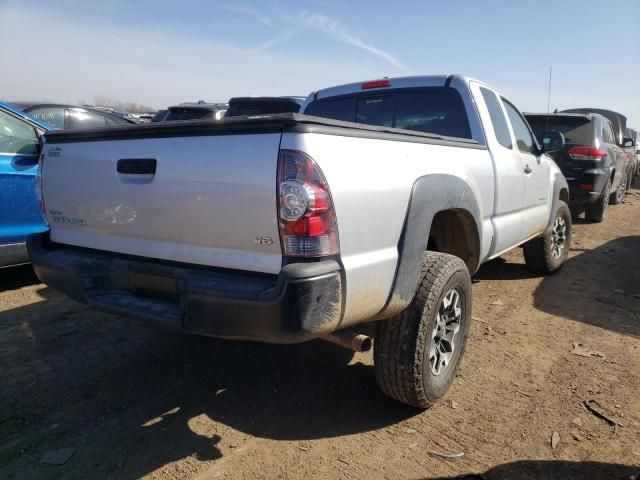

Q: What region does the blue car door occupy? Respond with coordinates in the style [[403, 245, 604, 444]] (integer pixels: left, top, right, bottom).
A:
[[0, 107, 47, 247]]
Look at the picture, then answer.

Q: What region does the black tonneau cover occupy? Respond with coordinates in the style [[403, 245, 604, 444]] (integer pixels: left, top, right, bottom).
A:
[[44, 113, 484, 149]]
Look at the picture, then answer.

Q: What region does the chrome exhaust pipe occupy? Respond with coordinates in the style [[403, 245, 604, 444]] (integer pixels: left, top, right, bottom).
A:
[[321, 330, 372, 352]]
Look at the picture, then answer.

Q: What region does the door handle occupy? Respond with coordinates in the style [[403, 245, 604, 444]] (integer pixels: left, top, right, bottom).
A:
[[524, 164, 532, 174], [117, 158, 157, 175]]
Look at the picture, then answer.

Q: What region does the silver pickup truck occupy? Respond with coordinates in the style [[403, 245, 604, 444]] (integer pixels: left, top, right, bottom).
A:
[[29, 75, 570, 408]]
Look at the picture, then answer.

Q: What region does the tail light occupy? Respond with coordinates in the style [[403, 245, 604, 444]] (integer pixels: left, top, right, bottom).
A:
[[568, 146, 605, 161], [277, 150, 339, 257], [35, 153, 49, 225]]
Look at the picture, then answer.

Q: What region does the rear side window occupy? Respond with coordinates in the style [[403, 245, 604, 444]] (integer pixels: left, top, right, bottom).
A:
[[479, 87, 512, 149], [601, 121, 613, 144], [305, 88, 471, 139], [27, 107, 65, 129], [606, 122, 617, 145], [526, 116, 593, 145]]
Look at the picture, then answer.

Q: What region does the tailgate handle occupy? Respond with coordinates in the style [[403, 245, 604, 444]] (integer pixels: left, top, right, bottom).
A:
[[117, 158, 157, 175]]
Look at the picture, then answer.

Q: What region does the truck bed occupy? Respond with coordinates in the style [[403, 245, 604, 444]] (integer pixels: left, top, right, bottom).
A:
[[43, 113, 483, 147]]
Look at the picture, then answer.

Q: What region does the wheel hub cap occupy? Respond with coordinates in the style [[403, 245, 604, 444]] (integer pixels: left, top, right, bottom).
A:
[[551, 216, 566, 259], [428, 289, 462, 376]]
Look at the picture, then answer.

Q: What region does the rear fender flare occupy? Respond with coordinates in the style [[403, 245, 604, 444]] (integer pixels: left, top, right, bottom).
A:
[[373, 174, 481, 320]]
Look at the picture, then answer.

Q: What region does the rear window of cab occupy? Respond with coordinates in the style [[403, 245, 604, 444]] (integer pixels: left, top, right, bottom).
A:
[[305, 88, 472, 139]]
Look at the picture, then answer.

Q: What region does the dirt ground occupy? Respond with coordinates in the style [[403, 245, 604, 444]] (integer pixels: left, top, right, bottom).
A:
[[1, 181, 639, 480]]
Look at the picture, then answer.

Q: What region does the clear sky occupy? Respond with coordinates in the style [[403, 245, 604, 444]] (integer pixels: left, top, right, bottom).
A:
[[1, 0, 639, 126]]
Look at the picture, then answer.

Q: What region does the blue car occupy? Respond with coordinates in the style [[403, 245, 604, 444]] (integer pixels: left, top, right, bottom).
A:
[[0, 102, 50, 267]]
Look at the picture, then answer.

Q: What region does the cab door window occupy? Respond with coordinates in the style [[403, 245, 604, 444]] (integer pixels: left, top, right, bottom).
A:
[[502, 99, 536, 154], [0, 110, 39, 155]]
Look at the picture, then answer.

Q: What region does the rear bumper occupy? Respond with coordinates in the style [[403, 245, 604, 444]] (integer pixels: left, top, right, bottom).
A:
[[0, 242, 29, 267], [27, 233, 343, 343], [565, 169, 609, 205]]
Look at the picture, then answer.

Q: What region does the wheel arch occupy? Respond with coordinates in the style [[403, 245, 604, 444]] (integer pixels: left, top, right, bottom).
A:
[[373, 174, 482, 321], [545, 171, 570, 233]]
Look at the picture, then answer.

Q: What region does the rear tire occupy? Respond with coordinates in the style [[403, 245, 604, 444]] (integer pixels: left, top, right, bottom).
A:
[[523, 200, 571, 274], [610, 173, 626, 205], [584, 180, 610, 223], [374, 252, 471, 408]]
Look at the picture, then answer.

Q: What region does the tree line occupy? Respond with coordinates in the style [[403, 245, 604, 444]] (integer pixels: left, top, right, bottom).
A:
[[81, 95, 155, 114]]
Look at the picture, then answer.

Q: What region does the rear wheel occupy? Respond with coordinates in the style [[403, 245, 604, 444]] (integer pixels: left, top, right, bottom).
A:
[[374, 252, 471, 408], [523, 200, 571, 274], [610, 173, 626, 205], [584, 180, 610, 223]]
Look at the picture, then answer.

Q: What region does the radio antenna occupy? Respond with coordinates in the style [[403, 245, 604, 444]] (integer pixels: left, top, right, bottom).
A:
[[547, 66, 552, 113]]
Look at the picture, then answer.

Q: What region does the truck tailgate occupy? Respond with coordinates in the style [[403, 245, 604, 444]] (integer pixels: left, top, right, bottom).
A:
[[41, 133, 282, 274]]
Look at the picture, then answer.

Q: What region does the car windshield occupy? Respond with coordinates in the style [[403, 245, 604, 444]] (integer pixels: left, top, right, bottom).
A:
[[305, 87, 472, 139], [526, 116, 592, 145]]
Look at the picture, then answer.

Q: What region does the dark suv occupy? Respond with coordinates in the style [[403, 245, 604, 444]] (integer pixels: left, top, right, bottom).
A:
[[562, 108, 635, 189], [525, 112, 627, 222]]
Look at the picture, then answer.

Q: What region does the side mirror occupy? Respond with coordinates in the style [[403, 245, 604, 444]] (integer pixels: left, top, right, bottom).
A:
[[540, 131, 565, 153], [622, 137, 634, 148]]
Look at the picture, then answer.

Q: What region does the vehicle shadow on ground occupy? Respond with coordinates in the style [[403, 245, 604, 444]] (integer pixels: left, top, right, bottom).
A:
[[475, 236, 639, 338], [426, 459, 638, 480], [473, 256, 539, 282], [533, 235, 640, 338], [0, 289, 417, 479], [0, 264, 39, 291]]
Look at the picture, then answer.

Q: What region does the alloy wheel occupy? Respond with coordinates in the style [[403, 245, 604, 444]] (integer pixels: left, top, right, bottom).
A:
[[428, 289, 462, 376], [550, 216, 567, 259]]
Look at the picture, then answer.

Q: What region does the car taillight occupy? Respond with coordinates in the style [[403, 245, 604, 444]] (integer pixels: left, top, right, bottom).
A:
[[35, 153, 49, 225], [567, 146, 606, 161], [277, 150, 339, 257]]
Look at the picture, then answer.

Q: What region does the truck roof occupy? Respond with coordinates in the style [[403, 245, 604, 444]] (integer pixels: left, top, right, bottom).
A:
[[309, 75, 488, 101], [524, 112, 602, 121]]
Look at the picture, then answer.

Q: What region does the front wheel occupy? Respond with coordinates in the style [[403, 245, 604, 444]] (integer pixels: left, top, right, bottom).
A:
[[523, 200, 571, 274], [374, 252, 471, 408]]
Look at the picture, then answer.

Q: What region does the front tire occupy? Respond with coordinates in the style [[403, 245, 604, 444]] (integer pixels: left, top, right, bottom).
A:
[[523, 200, 571, 274], [374, 252, 471, 408], [584, 180, 610, 223]]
